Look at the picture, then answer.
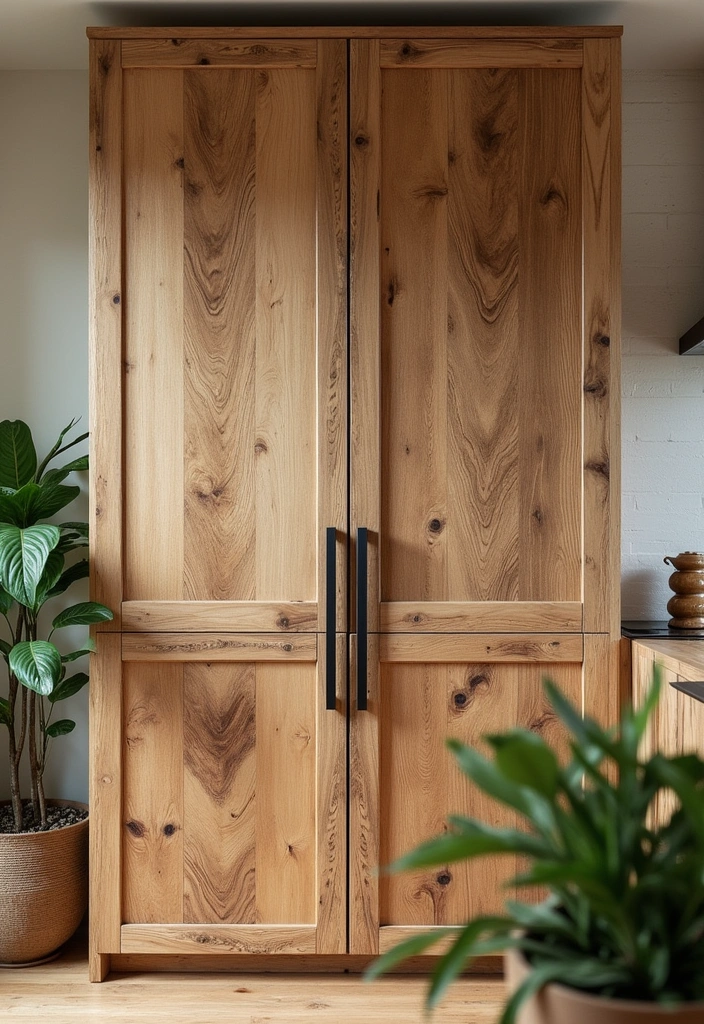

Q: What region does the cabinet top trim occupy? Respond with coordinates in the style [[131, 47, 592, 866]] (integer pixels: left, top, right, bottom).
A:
[[87, 25, 624, 40]]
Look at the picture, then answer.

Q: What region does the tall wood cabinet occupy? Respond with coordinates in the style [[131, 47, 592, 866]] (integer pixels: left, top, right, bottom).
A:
[[88, 25, 621, 979]]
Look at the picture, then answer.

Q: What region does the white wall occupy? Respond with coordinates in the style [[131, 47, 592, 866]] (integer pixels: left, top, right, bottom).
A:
[[0, 71, 89, 803], [0, 68, 702, 802], [622, 71, 704, 619]]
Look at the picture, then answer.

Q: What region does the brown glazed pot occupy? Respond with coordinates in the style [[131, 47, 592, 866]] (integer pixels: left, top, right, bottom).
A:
[[664, 551, 704, 628], [505, 949, 704, 1024], [0, 800, 88, 965]]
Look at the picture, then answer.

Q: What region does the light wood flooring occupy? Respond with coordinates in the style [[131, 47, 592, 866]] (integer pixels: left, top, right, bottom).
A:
[[0, 934, 505, 1022]]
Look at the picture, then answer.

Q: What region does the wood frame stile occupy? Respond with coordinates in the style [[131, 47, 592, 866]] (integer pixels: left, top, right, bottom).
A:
[[88, 24, 621, 980]]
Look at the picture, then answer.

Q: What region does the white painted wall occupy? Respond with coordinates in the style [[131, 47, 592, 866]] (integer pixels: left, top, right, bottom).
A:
[[0, 68, 702, 801], [622, 70, 704, 619], [0, 71, 89, 803]]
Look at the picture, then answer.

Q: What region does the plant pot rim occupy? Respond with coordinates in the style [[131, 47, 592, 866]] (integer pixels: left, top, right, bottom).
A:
[[506, 947, 704, 1014], [0, 799, 88, 839]]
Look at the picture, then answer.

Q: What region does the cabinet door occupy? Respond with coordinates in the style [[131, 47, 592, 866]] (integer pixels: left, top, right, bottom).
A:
[[92, 632, 346, 957], [119, 41, 346, 634], [350, 39, 619, 635], [349, 633, 584, 953]]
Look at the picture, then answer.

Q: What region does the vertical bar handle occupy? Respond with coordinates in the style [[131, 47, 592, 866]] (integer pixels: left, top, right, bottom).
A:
[[356, 527, 368, 711], [325, 527, 337, 711]]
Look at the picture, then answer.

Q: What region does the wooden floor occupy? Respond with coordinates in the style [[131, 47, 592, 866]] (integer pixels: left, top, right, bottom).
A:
[[0, 935, 505, 1022]]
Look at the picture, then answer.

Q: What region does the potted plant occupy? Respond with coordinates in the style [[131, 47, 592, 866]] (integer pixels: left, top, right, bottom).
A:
[[0, 419, 112, 966], [367, 669, 704, 1023]]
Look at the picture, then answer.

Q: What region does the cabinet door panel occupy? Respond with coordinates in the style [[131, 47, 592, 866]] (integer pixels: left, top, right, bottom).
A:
[[122, 43, 346, 631], [351, 44, 587, 631], [119, 635, 346, 953], [350, 636, 584, 953]]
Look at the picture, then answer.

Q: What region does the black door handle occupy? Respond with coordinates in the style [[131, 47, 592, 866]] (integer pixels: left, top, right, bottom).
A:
[[325, 527, 337, 711], [356, 527, 368, 711]]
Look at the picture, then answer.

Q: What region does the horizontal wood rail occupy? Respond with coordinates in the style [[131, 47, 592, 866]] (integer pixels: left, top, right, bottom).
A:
[[121, 924, 316, 954], [379, 633, 584, 663], [380, 601, 583, 633], [380, 38, 583, 67], [122, 39, 317, 67], [122, 601, 318, 632], [122, 632, 318, 661]]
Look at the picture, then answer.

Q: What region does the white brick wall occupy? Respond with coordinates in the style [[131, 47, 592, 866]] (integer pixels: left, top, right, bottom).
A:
[[622, 71, 704, 619]]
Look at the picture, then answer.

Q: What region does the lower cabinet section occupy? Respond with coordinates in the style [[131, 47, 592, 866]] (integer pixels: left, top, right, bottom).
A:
[[90, 630, 618, 976]]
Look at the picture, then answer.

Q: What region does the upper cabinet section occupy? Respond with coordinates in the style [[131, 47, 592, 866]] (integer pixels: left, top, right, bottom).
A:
[[89, 39, 347, 631], [349, 35, 621, 635]]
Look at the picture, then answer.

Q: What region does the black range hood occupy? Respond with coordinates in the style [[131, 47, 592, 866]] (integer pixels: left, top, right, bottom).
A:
[[680, 315, 704, 354]]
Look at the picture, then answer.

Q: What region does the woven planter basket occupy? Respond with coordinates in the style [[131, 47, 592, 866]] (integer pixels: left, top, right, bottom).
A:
[[0, 800, 88, 965]]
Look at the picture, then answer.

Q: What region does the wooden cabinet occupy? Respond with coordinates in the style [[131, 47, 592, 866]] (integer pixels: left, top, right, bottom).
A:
[[89, 25, 621, 979]]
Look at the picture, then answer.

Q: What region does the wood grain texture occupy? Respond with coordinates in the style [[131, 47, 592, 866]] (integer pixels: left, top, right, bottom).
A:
[[381, 602, 582, 632], [123, 39, 317, 67], [121, 925, 317, 954], [518, 69, 581, 602], [89, 633, 122, 966], [583, 634, 621, 737], [183, 70, 256, 601], [316, 40, 348, 632], [316, 633, 347, 953], [122, 661, 184, 924], [379, 659, 582, 928], [122, 632, 317, 661], [380, 67, 448, 604], [255, 67, 317, 604], [88, 26, 624, 39], [608, 37, 622, 641], [447, 68, 519, 603], [184, 663, 257, 923], [379, 633, 583, 663], [583, 39, 618, 635], [123, 68, 184, 602], [108, 951, 501, 974], [255, 661, 317, 924], [122, 601, 318, 632], [350, 39, 381, 633], [380, 39, 583, 67], [89, 39, 122, 631], [350, 632, 381, 954]]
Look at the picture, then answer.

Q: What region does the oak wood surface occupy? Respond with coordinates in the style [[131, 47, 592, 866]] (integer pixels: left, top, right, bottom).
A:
[[88, 25, 624, 38], [379, 633, 584, 663], [121, 924, 317, 954], [89, 39, 122, 631], [379, 38, 583, 67], [122, 600, 318, 632], [89, 633, 122, 973], [582, 39, 620, 636], [381, 601, 582, 632], [123, 661, 184, 924], [122, 38, 317, 67], [1, 931, 506, 1019], [122, 632, 317, 661]]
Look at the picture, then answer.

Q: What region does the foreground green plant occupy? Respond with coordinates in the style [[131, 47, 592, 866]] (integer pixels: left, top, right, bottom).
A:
[[367, 668, 704, 1022], [0, 419, 112, 832]]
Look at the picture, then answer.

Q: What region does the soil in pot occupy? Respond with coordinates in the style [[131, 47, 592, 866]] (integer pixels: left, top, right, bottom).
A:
[[0, 800, 88, 834], [0, 799, 88, 966]]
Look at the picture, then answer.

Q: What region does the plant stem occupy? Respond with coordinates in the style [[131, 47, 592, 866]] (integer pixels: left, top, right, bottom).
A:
[[6, 607, 25, 831], [28, 691, 39, 819]]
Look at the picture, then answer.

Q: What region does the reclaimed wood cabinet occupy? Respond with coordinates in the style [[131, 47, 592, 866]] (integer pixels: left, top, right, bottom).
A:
[[88, 25, 621, 979]]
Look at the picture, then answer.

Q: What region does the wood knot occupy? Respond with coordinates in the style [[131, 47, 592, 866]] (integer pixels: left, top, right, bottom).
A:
[[112, 294, 120, 304], [596, 334, 610, 347], [186, 180, 203, 197], [475, 118, 502, 153], [468, 673, 489, 693], [98, 54, 111, 76], [453, 691, 468, 708], [125, 819, 145, 838], [387, 279, 397, 306], [412, 184, 448, 200], [171, 38, 183, 46], [586, 459, 609, 479], [428, 518, 445, 534], [584, 376, 607, 397], [282, 643, 293, 652], [354, 134, 369, 147], [532, 507, 543, 525], [410, 613, 425, 624], [254, 440, 268, 454], [198, 56, 211, 65], [175, 157, 185, 169], [277, 616, 290, 629], [436, 872, 452, 886], [398, 42, 419, 59], [540, 185, 566, 208], [163, 823, 177, 837]]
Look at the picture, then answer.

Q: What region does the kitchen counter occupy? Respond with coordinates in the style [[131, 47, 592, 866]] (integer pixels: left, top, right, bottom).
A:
[[631, 638, 704, 683]]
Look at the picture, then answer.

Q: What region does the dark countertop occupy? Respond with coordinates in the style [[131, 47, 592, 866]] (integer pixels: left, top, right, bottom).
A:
[[622, 620, 704, 640]]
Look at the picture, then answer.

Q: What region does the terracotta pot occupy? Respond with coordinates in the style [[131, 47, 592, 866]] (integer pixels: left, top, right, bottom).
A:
[[0, 800, 88, 965], [505, 948, 704, 1024]]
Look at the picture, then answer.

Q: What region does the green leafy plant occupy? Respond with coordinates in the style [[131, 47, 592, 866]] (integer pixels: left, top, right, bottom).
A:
[[367, 668, 704, 1022], [0, 419, 112, 832]]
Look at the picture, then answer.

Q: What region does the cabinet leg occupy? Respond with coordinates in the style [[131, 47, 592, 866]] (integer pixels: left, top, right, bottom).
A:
[[89, 950, 110, 983]]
